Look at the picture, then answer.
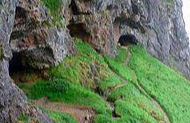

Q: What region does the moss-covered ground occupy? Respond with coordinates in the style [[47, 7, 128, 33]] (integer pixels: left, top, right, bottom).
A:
[[18, 39, 190, 123]]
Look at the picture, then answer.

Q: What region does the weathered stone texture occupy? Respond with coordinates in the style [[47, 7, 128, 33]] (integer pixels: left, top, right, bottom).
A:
[[10, 0, 74, 69], [0, 0, 52, 122], [65, 0, 190, 79]]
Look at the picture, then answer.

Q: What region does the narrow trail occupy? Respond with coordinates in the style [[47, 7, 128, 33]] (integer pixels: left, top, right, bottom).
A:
[[136, 80, 171, 123], [34, 98, 96, 123], [125, 50, 132, 66], [104, 47, 171, 123]]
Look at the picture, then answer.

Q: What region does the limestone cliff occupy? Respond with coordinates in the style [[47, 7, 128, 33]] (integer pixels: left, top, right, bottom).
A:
[[9, 0, 190, 78], [0, 0, 190, 122], [63, 0, 190, 79]]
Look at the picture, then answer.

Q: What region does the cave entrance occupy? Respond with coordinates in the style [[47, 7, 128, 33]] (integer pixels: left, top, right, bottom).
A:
[[118, 34, 138, 46], [9, 52, 31, 83], [9, 52, 44, 83], [9, 52, 25, 76], [67, 23, 92, 42]]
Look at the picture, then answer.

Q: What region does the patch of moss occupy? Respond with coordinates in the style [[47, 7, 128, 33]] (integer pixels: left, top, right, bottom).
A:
[[17, 114, 30, 123], [45, 110, 77, 123], [17, 113, 40, 123], [41, 0, 65, 28]]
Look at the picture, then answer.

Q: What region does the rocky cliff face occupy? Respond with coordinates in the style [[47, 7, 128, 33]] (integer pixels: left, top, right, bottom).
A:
[[63, 0, 190, 79], [0, 0, 190, 122], [9, 0, 190, 78], [10, 0, 73, 70], [0, 0, 27, 122], [0, 0, 55, 122]]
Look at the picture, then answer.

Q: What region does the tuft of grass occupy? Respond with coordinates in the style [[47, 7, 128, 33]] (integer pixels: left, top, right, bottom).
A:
[[45, 110, 77, 123], [42, 0, 62, 14], [42, 0, 65, 28], [17, 114, 30, 123]]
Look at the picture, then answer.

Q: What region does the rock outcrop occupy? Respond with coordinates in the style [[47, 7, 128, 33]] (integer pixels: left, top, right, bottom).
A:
[[8, 0, 190, 78], [64, 0, 190, 79], [0, 0, 52, 122], [0, 0, 27, 122], [10, 0, 74, 69]]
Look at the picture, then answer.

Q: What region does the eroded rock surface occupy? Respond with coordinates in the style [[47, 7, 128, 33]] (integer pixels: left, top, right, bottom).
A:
[[64, 0, 190, 79], [0, 0, 27, 122], [0, 0, 51, 122], [10, 0, 74, 69], [9, 0, 190, 78]]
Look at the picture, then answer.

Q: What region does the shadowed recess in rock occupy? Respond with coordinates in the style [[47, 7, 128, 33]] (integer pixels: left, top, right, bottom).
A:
[[15, 6, 27, 20], [67, 23, 92, 42], [118, 34, 138, 46], [9, 52, 25, 76], [69, 0, 80, 15]]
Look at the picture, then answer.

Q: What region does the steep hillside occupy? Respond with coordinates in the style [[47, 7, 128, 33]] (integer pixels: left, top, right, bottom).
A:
[[1, 0, 190, 122], [18, 40, 190, 123]]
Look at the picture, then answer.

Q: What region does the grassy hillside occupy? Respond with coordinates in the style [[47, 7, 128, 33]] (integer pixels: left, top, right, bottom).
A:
[[18, 39, 190, 123]]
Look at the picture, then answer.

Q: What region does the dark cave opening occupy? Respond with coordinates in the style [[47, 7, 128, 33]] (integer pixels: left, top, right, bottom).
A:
[[9, 52, 44, 83], [67, 23, 92, 42], [9, 52, 25, 76], [15, 6, 27, 20], [118, 34, 138, 46]]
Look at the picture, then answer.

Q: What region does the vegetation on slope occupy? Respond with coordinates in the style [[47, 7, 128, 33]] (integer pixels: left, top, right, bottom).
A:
[[41, 0, 65, 28], [129, 46, 190, 123], [44, 110, 78, 123], [19, 39, 190, 123], [18, 110, 77, 123]]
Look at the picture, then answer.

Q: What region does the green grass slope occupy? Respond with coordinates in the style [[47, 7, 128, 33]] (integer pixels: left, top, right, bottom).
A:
[[129, 46, 190, 123], [19, 39, 190, 123]]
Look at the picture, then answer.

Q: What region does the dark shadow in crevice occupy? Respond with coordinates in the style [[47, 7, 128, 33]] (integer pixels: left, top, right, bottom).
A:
[[9, 52, 45, 83], [118, 34, 138, 46], [67, 22, 92, 42], [15, 6, 27, 19], [9, 52, 25, 76], [69, 0, 80, 15], [69, 0, 91, 15]]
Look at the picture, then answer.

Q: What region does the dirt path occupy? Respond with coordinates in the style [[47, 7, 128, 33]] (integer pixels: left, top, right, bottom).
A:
[[104, 47, 171, 123], [125, 50, 132, 66], [136, 81, 171, 123], [34, 98, 96, 123]]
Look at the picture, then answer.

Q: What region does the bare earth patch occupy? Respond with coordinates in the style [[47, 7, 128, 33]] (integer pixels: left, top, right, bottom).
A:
[[34, 98, 96, 123]]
